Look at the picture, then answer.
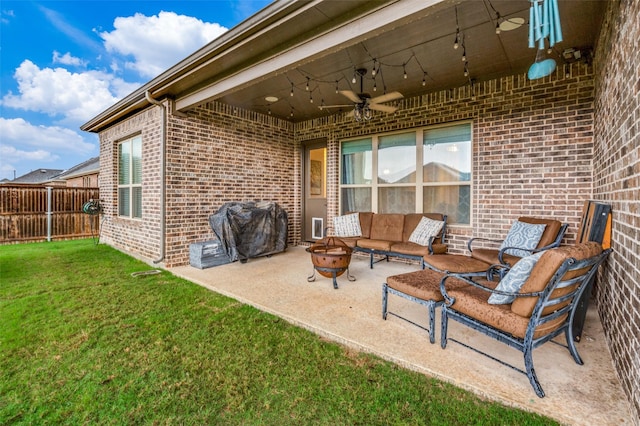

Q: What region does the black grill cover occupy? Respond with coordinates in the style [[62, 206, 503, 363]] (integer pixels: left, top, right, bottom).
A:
[[209, 201, 288, 262]]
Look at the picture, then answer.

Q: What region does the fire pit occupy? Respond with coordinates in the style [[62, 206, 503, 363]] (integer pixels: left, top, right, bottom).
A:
[[306, 237, 356, 289]]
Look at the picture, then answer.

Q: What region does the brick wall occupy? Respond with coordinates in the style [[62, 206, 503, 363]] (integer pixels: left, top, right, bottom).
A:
[[162, 101, 297, 267], [98, 106, 164, 262], [592, 0, 640, 420], [66, 173, 98, 188], [296, 64, 596, 254]]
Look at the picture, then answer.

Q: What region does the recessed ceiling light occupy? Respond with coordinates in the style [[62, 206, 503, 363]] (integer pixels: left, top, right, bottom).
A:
[[265, 96, 278, 103], [499, 17, 524, 31]]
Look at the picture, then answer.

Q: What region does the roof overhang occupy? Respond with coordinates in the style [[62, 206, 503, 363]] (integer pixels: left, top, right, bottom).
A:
[[82, 0, 606, 132]]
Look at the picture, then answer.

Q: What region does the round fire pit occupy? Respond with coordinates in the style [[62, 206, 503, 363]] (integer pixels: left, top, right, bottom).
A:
[[306, 237, 356, 289]]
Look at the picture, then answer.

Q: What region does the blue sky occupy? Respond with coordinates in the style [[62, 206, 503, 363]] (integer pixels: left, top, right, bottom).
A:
[[0, 0, 272, 181]]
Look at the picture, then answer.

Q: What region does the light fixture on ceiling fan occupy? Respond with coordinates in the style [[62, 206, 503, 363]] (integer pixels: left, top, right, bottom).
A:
[[319, 68, 403, 122]]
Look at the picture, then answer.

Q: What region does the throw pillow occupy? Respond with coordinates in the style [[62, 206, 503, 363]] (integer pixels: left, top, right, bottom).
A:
[[499, 220, 547, 258], [333, 213, 362, 237], [488, 251, 545, 304], [408, 216, 445, 246]]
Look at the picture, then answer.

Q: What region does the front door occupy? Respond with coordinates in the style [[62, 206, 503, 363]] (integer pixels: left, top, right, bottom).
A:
[[303, 139, 327, 242]]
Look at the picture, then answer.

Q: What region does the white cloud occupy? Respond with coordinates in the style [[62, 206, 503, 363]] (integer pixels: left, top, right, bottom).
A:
[[53, 51, 88, 67], [100, 11, 227, 79], [1, 60, 140, 126], [0, 117, 95, 155], [39, 5, 102, 52], [0, 117, 100, 180], [1, 9, 15, 24]]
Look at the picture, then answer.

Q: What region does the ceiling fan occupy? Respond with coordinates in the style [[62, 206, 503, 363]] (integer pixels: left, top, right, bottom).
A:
[[319, 68, 403, 121]]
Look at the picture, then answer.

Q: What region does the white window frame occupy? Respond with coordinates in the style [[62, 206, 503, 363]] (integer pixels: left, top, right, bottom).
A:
[[339, 121, 473, 224], [117, 134, 142, 219]]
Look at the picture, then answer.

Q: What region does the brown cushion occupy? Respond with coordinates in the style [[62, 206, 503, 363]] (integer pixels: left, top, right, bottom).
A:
[[387, 269, 454, 302], [423, 254, 491, 273], [357, 212, 374, 239], [389, 241, 431, 257], [402, 213, 445, 244], [444, 279, 566, 339], [369, 213, 405, 242], [518, 216, 563, 248], [337, 237, 359, 248], [511, 242, 603, 318], [357, 239, 393, 251], [470, 247, 522, 267], [429, 243, 448, 255]]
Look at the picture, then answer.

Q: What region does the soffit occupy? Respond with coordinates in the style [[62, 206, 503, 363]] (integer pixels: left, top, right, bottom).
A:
[[82, 0, 607, 131], [169, 0, 606, 122]]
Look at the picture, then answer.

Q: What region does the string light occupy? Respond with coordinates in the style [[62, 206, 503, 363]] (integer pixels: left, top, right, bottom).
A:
[[335, 81, 339, 93], [422, 73, 427, 86], [305, 77, 310, 91], [453, 6, 460, 49], [290, 82, 294, 97], [403, 64, 407, 79]]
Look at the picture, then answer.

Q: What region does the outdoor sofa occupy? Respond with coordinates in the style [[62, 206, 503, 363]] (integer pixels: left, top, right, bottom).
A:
[[330, 212, 448, 269]]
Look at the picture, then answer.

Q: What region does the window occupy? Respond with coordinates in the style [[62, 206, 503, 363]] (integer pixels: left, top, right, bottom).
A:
[[341, 138, 372, 213], [340, 122, 472, 224], [118, 135, 142, 218], [422, 123, 471, 224], [378, 132, 416, 213]]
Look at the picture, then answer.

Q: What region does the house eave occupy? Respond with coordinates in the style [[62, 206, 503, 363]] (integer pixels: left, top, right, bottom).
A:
[[80, 0, 323, 133]]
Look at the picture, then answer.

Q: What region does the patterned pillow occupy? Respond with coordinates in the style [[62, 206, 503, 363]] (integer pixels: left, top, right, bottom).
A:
[[333, 213, 362, 237], [488, 251, 544, 304], [499, 220, 547, 258], [408, 216, 445, 246]]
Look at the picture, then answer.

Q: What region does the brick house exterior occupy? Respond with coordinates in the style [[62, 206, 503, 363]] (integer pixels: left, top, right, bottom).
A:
[[59, 157, 100, 188], [85, 1, 639, 419], [592, 0, 640, 418]]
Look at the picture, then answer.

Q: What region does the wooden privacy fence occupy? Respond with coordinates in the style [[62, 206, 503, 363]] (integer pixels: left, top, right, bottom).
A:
[[0, 185, 101, 244]]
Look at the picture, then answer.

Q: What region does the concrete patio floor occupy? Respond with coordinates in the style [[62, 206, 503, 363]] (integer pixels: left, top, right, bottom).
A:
[[170, 246, 633, 425]]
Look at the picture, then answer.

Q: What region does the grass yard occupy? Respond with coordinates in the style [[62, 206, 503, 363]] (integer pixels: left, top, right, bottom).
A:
[[0, 240, 558, 425]]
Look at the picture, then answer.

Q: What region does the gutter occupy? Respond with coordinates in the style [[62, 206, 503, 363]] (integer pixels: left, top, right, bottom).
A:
[[145, 91, 167, 264]]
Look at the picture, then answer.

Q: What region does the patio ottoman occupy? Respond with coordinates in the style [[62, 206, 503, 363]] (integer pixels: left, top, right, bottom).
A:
[[382, 268, 467, 343]]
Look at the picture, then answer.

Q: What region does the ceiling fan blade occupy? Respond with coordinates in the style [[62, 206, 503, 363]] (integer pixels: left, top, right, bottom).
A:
[[369, 103, 397, 113], [319, 104, 353, 110], [339, 90, 362, 103], [370, 91, 403, 104]]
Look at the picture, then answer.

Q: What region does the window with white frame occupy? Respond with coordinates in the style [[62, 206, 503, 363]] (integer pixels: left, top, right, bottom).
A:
[[118, 135, 142, 218], [340, 122, 472, 224]]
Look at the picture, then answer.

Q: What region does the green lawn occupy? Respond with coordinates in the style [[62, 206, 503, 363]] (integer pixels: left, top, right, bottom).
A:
[[0, 240, 557, 425]]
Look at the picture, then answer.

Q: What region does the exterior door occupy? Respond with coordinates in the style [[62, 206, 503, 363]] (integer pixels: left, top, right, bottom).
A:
[[303, 140, 327, 242]]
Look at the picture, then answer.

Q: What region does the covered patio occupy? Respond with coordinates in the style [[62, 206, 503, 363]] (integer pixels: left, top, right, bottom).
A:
[[170, 248, 634, 425], [83, 0, 639, 419]]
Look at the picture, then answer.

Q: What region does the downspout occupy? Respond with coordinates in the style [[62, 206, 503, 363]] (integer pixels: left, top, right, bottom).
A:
[[145, 91, 166, 264]]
